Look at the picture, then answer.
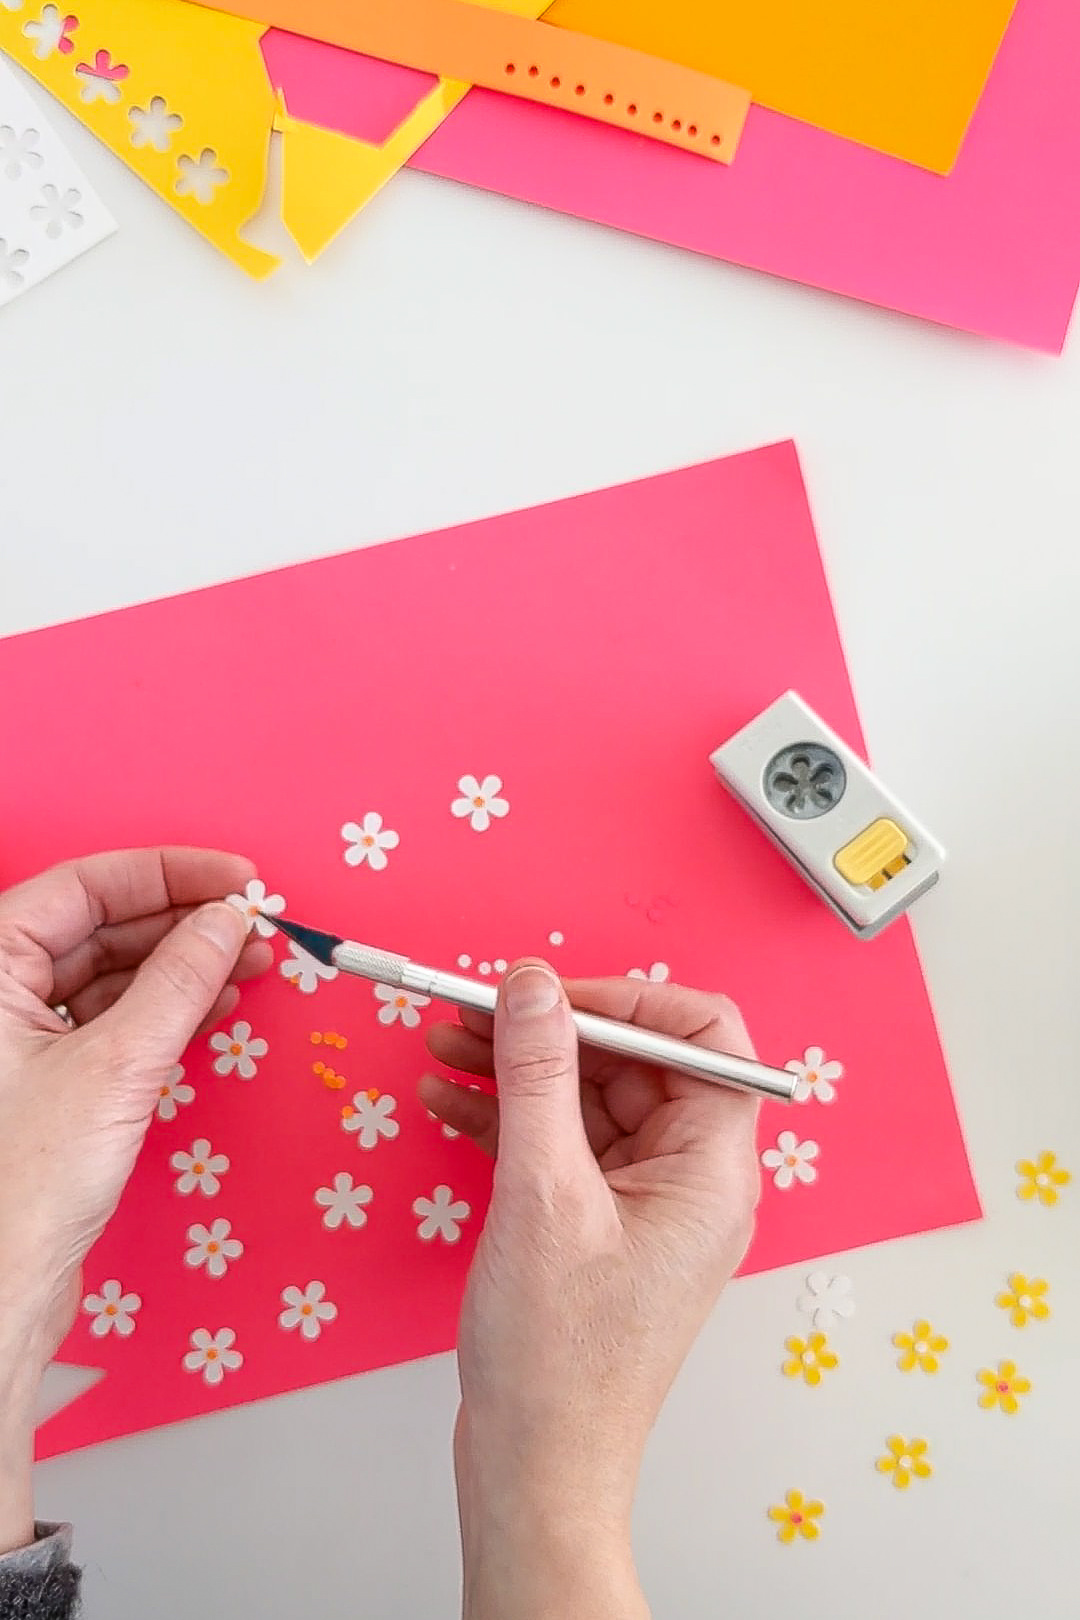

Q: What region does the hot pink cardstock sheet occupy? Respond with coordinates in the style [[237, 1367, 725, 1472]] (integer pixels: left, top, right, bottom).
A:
[[262, 0, 1080, 352], [0, 443, 979, 1459]]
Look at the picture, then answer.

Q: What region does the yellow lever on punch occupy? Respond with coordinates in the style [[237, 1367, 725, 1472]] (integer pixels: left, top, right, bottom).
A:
[[710, 692, 944, 939]]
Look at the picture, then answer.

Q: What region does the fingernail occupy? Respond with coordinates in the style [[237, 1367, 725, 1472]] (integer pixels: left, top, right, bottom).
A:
[[503, 965, 561, 1018], [192, 902, 246, 954]]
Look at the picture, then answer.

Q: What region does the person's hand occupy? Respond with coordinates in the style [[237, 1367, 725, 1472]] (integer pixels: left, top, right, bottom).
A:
[[422, 964, 760, 1620], [0, 849, 271, 1555]]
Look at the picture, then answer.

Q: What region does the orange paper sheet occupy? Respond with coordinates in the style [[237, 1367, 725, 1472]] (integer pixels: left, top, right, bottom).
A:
[[542, 0, 1019, 173], [193, 0, 750, 163]]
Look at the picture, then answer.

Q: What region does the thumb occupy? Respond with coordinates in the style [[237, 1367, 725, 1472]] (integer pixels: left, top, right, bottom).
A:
[[91, 902, 249, 1073], [493, 960, 593, 1184]]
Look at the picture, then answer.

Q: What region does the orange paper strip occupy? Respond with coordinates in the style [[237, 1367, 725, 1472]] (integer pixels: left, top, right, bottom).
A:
[[186, 0, 751, 162]]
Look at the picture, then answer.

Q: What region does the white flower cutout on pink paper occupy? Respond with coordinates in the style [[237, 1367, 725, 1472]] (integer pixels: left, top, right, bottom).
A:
[[341, 812, 399, 871], [184, 1219, 243, 1279], [83, 1280, 140, 1337], [786, 1045, 843, 1105], [314, 1173, 373, 1231], [209, 1020, 268, 1079], [341, 1091, 399, 1150], [628, 962, 670, 983], [761, 1131, 819, 1190], [183, 1327, 242, 1385], [413, 1185, 471, 1243], [451, 774, 509, 832], [374, 984, 430, 1029], [156, 1064, 194, 1122], [171, 1138, 229, 1197], [280, 941, 339, 995], [279, 1281, 337, 1340], [226, 878, 285, 938]]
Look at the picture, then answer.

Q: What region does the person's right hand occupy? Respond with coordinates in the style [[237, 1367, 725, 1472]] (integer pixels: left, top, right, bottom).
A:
[[422, 964, 761, 1620]]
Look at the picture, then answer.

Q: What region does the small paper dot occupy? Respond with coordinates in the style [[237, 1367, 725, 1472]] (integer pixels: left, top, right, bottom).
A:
[[457, 955, 471, 969], [478, 962, 492, 976], [493, 958, 507, 973], [548, 931, 564, 947]]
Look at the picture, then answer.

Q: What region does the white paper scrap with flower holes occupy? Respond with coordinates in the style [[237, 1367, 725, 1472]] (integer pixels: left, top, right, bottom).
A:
[[0, 54, 115, 309]]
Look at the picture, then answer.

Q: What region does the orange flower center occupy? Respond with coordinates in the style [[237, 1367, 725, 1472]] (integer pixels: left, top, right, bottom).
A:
[[159, 1085, 170, 1098], [229, 1042, 243, 1056], [105, 1303, 118, 1316], [246, 904, 258, 917], [206, 1348, 219, 1361], [193, 1162, 206, 1175], [301, 1304, 314, 1317], [790, 1513, 803, 1526], [207, 1242, 220, 1255], [473, 795, 486, 808], [363, 835, 375, 847], [784, 1154, 798, 1167], [998, 1382, 1009, 1393], [807, 1071, 818, 1083], [395, 995, 408, 1008]]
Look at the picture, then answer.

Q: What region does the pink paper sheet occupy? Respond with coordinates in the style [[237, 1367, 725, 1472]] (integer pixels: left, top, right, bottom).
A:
[[0, 443, 979, 1458], [263, 0, 1080, 352]]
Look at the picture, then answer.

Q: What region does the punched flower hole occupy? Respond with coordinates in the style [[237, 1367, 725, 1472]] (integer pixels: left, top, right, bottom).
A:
[[763, 742, 846, 821]]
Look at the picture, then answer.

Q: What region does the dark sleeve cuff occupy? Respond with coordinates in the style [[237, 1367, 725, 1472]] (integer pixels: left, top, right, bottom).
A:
[[0, 1524, 80, 1619]]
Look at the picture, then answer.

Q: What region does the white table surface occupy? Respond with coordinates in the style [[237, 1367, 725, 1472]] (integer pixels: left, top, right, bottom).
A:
[[4, 84, 1079, 1620]]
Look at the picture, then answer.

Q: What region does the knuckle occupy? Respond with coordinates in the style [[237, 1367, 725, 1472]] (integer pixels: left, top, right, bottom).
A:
[[502, 1045, 574, 1094], [141, 944, 218, 1008]]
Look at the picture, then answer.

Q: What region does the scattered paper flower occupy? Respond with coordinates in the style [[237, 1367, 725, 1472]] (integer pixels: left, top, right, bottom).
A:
[[184, 1219, 243, 1279], [156, 1064, 195, 1122], [977, 1360, 1031, 1415], [451, 774, 509, 832], [209, 1019, 268, 1079], [877, 1436, 932, 1489], [0, 240, 29, 288], [341, 1091, 399, 1150], [83, 1280, 141, 1338], [341, 811, 399, 871], [413, 1184, 471, 1243], [22, 6, 78, 59], [1016, 1150, 1071, 1207], [280, 941, 338, 995], [0, 125, 43, 181], [786, 1045, 843, 1104], [226, 877, 285, 938], [797, 1272, 854, 1332], [128, 95, 183, 152], [374, 984, 431, 1029], [279, 1281, 337, 1340], [782, 1332, 837, 1388], [761, 1131, 819, 1190], [171, 1138, 229, 1197], [893, 1319, 949, 1375], [767, 1489, 824, 1545], [175, 148, 228, 205], [183, 1327, 242, 1385], [314, 1172, 373, 1231], [30, 182, 83, 239], [995, 1273, 1050, 1329], [628, 962, 670, 983], [74, 49, 129, 103]]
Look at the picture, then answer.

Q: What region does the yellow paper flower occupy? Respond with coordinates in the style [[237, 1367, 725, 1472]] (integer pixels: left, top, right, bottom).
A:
[[995, 1273, 1050, 1328], [876, 1435, 932, 1489], [977, 1360, 1031, 1414], [892, 1318, 949, 1374], [767, 1489, 825, 1544], [782, 1331, 838, 1387], [1016, 1150, 1071, 1206]]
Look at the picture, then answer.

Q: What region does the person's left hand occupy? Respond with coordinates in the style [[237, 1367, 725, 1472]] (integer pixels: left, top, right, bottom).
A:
[[0, 849, 271, 1408]]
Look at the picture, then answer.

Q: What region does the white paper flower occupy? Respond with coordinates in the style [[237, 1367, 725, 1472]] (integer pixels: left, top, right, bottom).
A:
[[279, 1281, 337, 1340], [628, 962, 670, 983], [786, 1045, 844, 1105], [83, 1279, 141, 1338], [185, 1219, 244, 1279], [226, 877, 285, 938], [341, 1091, 399, 1150], [0, 125, 43, 181], [171, 1138, 230, 1197], [451, 774, 509, 832], [129, 95, 182, 152], [280, 941, 339, 995], [183, 1327, 242, 1385], [156, 1064, 195, 1122], [30, 182, 83, 239], [374, 984, 430, 1029], [0, 240, 29, 289], [413, 1185, 471, 1244], [341, 811, 399, 871], [23, 6, 77, 59], [175, 148, 228, 204], [761, 1131, 819, 1190], [798, 1272, 855, 1332], [208, 1020, 268, 1079], [314, 1172, 373, 1231]]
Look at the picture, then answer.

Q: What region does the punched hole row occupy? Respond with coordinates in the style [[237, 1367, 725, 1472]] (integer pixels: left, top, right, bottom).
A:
[[503, 63, 724, 145]]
